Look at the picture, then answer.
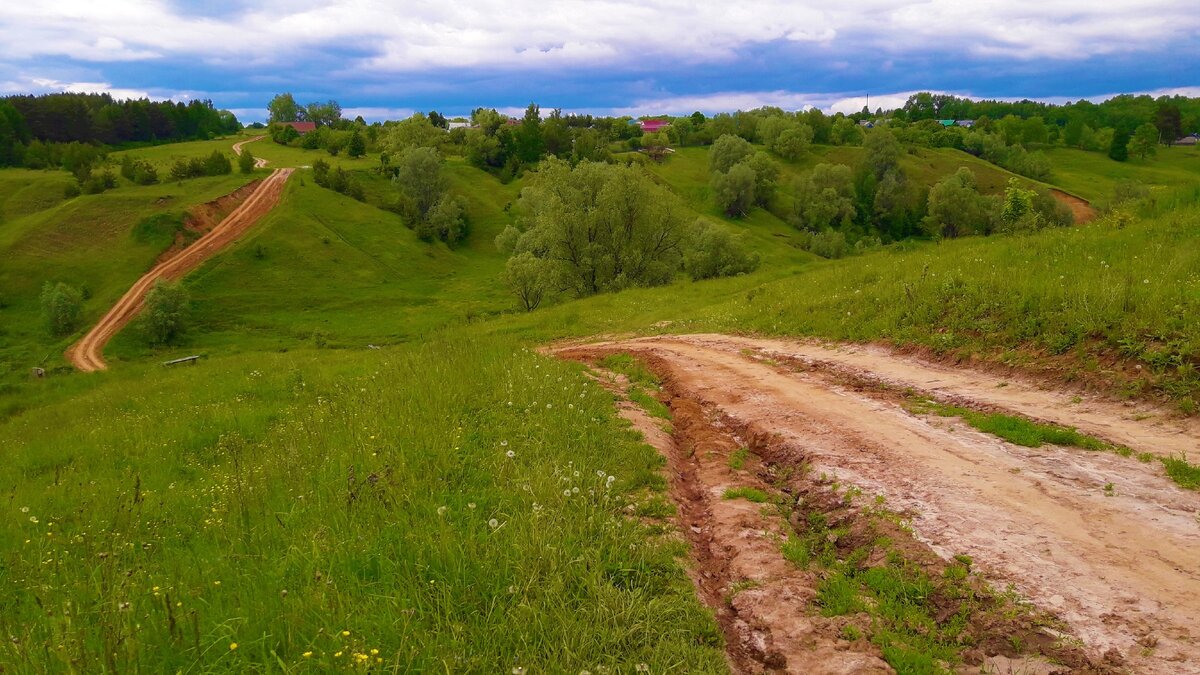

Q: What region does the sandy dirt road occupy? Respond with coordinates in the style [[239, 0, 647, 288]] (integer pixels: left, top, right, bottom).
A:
[[556, 334, 1200, 673], [66, 167, 292, 371], [232, 135, 270, 168]]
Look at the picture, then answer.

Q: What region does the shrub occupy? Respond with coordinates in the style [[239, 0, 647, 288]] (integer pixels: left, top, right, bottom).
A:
[[683, 221, 760, 280], [40, 282, 83, 336], [141, 280, 190, 345], [238, 147, 255, 174]]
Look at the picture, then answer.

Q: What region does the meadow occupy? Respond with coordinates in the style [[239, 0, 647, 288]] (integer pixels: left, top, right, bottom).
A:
[[2, 130, 1199, 671]]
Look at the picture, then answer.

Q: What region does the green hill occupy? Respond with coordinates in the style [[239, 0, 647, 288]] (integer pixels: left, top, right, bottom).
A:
[[1, 132, 1198, 672]]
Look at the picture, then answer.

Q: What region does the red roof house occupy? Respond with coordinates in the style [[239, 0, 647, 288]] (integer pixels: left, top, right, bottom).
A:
[[639, 119, 670, 134], [279, 121, 317, 134]]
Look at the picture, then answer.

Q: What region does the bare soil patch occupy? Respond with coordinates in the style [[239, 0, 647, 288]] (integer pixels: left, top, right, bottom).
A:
[[1050, 189, 1098, 223]]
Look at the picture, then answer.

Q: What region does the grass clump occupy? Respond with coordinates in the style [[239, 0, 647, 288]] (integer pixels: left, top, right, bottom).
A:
[[728, 447, 751, 470], [722, 486, 771, 503], [1161, 454, 1200, 490], [911, 398, 1108, 450], [629, 387, 671, 421], [599, 353, 661, 388]]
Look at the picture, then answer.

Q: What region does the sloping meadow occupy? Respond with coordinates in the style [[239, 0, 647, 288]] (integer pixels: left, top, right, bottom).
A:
[[0, 335, 724, 672]]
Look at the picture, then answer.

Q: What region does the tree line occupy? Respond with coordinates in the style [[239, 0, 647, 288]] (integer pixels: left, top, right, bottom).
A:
[[0, 93, 239, 168]]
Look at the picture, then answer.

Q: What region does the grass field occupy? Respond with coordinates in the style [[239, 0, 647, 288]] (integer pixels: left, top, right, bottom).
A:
[[0, 336, 725, 672], [3, 131, 1200, 671], [1044, 146, 1200, 205]]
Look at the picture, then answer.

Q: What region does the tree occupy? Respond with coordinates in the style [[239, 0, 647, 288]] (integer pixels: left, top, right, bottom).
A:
[[709, 134, 753, 173], [683, 221, 759, 280], [142, 280, 189, 345], [642, 131, 670, 161], [267, 93, 300, 123], [1108, 128, 1130, 162], [1000, 178, 1039, 231], [424, 195, 469, 244], [503, 251, 550, 311], [203, 150, 232, 175], [40, 282, 82, 336], [504, 159, 688, 297], [712, 162, 757, 216], [1129, 123, 1159, 159], [1063, 117, 1085, 148], [830, 117, 863, 146], [541, 109, 572, 158], [387, 113, 443, 151], [771, 124, 812, 159], [792, 163, 856, 231], [923, 168, 998, 238], [238, 145, 255, 173], [515, 103, 544, 163], [393, 147, 447, 220], [427, 110, 448, 129], [861, 129, 901, 180], [746, 152, 778, 206], [1021, 116, 1048, 146], [571, 128, 610, 164], [1155, 104, 1183, 144], [346, 130, 366, 158], [304, 100, 342, 127]]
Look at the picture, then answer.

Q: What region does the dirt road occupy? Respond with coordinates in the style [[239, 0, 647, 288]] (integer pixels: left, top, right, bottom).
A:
[[232, 135, 270, 168], [556, 334, 1200, 673], [66, 167, 292, 371]]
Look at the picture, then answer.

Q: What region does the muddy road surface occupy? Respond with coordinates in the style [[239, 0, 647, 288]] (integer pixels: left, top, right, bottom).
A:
[[556, 334, 1200, 674]]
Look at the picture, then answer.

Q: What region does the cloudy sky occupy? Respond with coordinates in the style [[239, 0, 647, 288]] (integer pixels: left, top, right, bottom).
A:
[[1, 1, 1198, 122]]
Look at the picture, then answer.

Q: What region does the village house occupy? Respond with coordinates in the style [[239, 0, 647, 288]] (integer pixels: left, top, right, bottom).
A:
[[637, 119, 670, 133], [1173, 133, 1199, 146], [278, 121, 316, 134]]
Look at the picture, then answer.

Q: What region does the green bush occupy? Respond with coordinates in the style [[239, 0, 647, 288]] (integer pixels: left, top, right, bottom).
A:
[[39, 282, 83, 336]]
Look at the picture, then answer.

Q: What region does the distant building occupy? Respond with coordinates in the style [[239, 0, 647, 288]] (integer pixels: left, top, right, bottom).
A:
[[858, 120, 875, 128], [955, 120, 975, 128], [639, 119, 670, 134], [1173, 133, 1199, 146], [278, 121, 316, 134], [447, 121, 471, 130]]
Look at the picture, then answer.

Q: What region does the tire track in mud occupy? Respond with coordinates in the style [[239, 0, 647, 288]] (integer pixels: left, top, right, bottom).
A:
[[66, 166, 292, 371], [555, 335, 1200, 674]]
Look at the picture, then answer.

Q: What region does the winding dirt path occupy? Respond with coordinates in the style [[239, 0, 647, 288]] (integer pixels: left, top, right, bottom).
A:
[[555, 334, 1200, 673], [66, 167, 292, 371], [232, 135, 270, 168]]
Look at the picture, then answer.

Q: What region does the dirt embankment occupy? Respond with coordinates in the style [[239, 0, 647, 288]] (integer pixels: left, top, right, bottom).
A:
[[555, 335, 1200, 674], [66, 167, 293, 372], [1050, 189, 1098, 223], [154, 180, 263, 264]]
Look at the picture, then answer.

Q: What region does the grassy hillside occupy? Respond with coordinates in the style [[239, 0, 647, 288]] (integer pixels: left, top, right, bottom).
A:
[[107, 169, 514, 361], [0, 169, 75, 224], [0, 173, 261, 385], [0, 336, 724, 672], [1044, 145, 1200, 204]]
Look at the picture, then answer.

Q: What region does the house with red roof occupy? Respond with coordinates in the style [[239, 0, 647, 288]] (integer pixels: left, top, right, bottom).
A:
[[639, 119, 670, 134], [278, 121, 317, 134]]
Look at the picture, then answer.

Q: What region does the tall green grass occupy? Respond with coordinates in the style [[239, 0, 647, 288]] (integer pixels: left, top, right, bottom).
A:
[[0, 337, 724, 672]]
